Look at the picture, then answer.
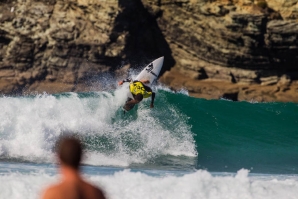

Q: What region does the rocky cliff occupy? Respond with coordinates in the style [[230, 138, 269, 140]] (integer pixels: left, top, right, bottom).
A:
[[0, 0, 298, 102]]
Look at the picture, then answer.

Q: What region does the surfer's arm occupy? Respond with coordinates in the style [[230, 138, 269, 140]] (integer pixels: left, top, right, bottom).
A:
[[140, 79, 150, 84], [141, 84, 155, 108], [118, 78, 131, 85], [150, 92, 155, 108]]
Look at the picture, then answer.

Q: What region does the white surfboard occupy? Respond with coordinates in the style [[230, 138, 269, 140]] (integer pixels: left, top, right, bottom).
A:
[[134, 56, 164, 86], [126, 57, 164, 99]]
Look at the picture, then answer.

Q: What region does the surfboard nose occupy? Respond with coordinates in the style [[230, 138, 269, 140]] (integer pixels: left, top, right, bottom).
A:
[[157, 56, 164, 63]]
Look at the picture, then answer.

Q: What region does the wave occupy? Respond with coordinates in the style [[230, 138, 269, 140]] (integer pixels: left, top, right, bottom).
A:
[[0, 85, 297, 174], [0, 87, 197, 168], [172, 93, 298, 174], [1, 164, 298, 199]]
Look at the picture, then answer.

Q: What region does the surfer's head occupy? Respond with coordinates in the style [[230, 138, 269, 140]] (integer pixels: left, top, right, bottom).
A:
[[134, 93, 143, 102], [56, 136, 82, 170]]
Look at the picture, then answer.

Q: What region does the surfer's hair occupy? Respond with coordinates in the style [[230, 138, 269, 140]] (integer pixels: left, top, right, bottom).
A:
[[135, 93, 143, 102], [56, 136, 82, 169]]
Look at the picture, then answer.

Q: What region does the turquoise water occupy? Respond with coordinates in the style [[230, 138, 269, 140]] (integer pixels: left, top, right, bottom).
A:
[[0, 87, 298, 198], [165, 92, 298, 174]]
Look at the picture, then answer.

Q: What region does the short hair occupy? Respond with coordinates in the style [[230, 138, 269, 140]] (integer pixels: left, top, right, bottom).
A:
[[56, 136, 82, 169], [134, 93, 143, 102]]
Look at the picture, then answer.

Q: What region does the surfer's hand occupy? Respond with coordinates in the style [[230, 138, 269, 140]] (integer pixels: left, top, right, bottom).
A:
[[141, 80, 150, 84], [118, 81, 123, 85], [150, 103, 154, 108]]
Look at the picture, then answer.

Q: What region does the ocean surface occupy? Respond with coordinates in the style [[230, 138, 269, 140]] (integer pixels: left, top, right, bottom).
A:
[[0, 85, 298, 199]]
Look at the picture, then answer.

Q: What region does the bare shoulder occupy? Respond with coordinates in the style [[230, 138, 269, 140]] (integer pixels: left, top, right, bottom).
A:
[[41, 179, 106, 199], [83, 180, 107, 199], [41, 184, 61, 199]]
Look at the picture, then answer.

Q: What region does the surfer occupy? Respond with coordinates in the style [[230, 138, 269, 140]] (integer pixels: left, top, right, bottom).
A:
[[118, 78, 155, 111], [40, 136, 106, 199]]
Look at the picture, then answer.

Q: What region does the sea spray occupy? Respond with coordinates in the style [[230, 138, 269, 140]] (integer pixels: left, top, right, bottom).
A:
[[0, 88, 197, 167], [0, 87, 297, 173]]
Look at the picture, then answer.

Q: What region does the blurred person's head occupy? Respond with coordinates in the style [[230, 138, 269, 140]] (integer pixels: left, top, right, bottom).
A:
[[56, 136, 82, 170]]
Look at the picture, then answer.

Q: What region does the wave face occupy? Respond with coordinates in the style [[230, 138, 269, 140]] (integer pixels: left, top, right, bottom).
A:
[[175, 93, 298, 174], [0, 87, 196, 169], [0, 87, 297, 174]]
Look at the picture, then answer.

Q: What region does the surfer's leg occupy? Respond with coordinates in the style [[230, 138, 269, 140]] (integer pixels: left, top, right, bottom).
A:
[[123, 103, 135, 111], [125, 97, 133, 104], [123, 98, 135, 111]]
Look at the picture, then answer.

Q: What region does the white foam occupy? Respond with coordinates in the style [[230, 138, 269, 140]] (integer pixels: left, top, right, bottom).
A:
[[0, 89, 196, 166], [1, 169, 298, 199], [155, 84, 189, 96]]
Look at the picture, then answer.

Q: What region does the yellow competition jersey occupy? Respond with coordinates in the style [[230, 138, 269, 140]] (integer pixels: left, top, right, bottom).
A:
[[129, 81, 152, 98]]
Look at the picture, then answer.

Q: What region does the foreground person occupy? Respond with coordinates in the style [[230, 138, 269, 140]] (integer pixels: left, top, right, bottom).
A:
[[41, 136, 106, 199]]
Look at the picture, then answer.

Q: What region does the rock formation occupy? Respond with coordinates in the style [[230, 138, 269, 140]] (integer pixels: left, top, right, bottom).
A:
[[0, 0, 298, 102]]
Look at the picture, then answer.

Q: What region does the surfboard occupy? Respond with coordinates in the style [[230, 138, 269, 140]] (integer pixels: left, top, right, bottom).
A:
[[134, 56, 164, 86]]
